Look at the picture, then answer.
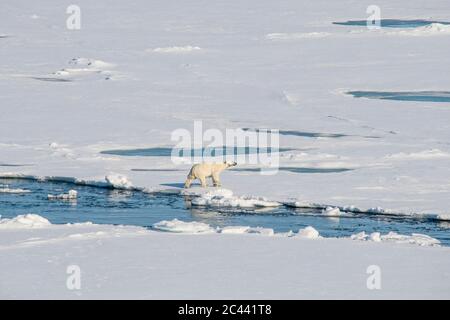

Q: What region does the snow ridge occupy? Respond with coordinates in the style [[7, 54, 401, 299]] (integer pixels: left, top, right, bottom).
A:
[[151, 46, 202, 53], [0, 214, 51, 229]]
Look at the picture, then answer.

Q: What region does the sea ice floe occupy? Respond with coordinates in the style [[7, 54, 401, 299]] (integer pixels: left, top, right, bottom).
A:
[[0, 214, 51, 229], [0, 212, 441, 247], [105, 174, 133, 189], [297, 226, 320, 239], [351, 231, 440, 246], [0, 188, 31, 194], [220, 226, 275, 236], [219, 226, 252, 234], [152, 219, 320, 238], [283, 200, 323, 209], [366, 207, 387, 214], [189, 188, 281, 208], [153, 219, 279, 236], [370, 232, 381, 242], [48, 190, 77, 200], [152, 219, 216, 234], [437, 213, 450, 221], [322, 207, 341, 216]]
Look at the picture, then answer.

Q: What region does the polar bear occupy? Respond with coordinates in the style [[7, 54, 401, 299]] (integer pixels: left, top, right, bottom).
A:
[[184, 161, 237, 188]]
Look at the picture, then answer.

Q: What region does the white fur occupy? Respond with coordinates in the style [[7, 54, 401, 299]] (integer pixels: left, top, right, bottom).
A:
[[184, 161, 236, 188]]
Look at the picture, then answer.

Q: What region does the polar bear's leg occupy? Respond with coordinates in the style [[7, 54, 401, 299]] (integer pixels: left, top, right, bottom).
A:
[[212, 173, 221, 187], [198, 175, 207, 187], [184, 177, 194, 188]]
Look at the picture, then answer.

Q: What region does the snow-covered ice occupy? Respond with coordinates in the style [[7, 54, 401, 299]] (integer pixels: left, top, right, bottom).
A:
[[0, 214, 51, 229], [105, 174, 133, 190], [388, 23, 450, 36], [188, 188, 281, 208], [219, 226, 275, 236], [33, 58, 118, 82], [297, 226, 321, 239], [151, 218, 439, 247], [153, 219, 216, 234], [1, 0, 450, 299], [384, 149, 450, 160], [47, 189, 77, 200], [153, 219, 277, 236], [351, 231, 441, 247], [1, 215, 449, 299], [322, 206, 341, 216], [150, 46, 202, 53], [266, 32, 331, 40], [0, 187, 30, 193], [1, 0, 450, 218]]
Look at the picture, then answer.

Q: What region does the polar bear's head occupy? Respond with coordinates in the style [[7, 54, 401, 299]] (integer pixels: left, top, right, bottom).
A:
[[224, 161, 237, 168]]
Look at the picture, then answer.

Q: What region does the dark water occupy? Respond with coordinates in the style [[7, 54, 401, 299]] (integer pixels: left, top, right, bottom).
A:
[[0, 163, 33, 167], [242, 128, 350, 138], [100, 146, 294, 157], [1, 178, 449, 245], [242, 128, 380, 139], [348, 91, 450, 103], [333, 19, 450, 28]]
